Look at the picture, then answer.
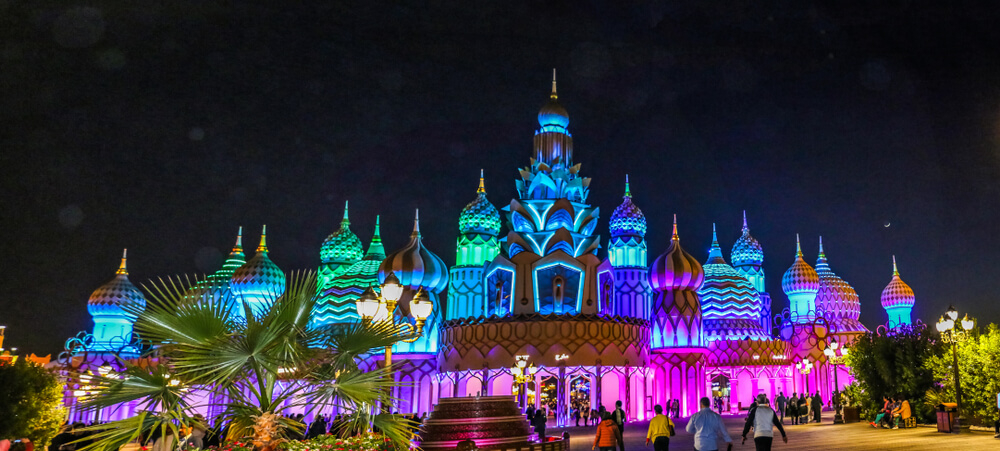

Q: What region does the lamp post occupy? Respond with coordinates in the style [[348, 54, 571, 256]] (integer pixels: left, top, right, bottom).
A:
[[795, 358, 814, 394], [512, 355, 537, 410], [355, 272, 433, 411], [823, 339, 849, 424], [936, 305, 974, 430]]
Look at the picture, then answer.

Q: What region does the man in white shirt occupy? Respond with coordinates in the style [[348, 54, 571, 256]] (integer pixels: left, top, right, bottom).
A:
[[741, 394, 787, 451], [686, 397, 733, 451]]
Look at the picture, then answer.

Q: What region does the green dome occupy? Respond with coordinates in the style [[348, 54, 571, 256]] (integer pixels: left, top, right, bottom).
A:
[[321, 201, 364, 265], [458, 172, 501, 236]]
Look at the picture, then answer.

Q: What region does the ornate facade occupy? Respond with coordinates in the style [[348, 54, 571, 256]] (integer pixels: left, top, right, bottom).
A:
[[60, 74, 917, 424]]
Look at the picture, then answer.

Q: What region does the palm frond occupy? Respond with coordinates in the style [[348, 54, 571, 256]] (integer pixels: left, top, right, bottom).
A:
[[77, 360, 190, 413]]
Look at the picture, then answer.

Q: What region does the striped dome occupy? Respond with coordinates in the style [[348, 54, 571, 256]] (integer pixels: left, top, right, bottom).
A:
[[609, 175, 646, 239], [781, 235, 819, 295], [698, 225, 767, 340], [649, 216, 704, 291], [231, 225, 286, 299], [731, 211, 763, 267], [320, 201, 364, 265], [881, 256, 915, 309], [87, 249, 146, 318], [459, 171, 501, 236], [185, 228, 246, 301], [814, 237, 864, 330], [378, 210, 449, 294]]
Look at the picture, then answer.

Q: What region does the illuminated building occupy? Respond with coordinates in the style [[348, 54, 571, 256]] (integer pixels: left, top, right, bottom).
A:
[[881, 256, 915, 327], [86, 249, 146, 355], [58, 73, 893, 422]]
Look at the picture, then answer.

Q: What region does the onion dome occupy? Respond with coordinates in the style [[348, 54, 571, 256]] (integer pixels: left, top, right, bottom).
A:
[[649, 215, 704, 291], [781, 234, 819, 296], [206, 227, 246, 286], [881, 256, 915, 309], [731, 211, 764, 267], [537, 69, 569, 130], [698, 225, 766, 339], [87, 249, 146, 318], [231, 225, 286, 298], [320, 201, 364, 265], [609, 175, 647, 239], [814, 237, 863, 327], [378, 210, 449, 294], [459, 170, 501, 236]]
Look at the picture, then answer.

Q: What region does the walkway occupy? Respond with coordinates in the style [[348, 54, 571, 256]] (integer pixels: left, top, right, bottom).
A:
[[549, 411, 997, 450]]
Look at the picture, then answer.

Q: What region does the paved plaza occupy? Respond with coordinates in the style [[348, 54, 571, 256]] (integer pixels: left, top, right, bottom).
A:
[[550, 411, 998, 450]]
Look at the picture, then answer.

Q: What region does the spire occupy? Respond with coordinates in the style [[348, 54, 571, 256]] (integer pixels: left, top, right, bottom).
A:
[[477, 169, 486, 194], [365, 215, 386, 258], [257, 225, 268, 253], [707, 223, 724, 262], [672, 214, 679, 240], [795, 233, 802, 257], [892, 255, 899, 276], [624, 174, 632, 198], [342, 200, 350, 223], [742, 210, 748, 231], [233, 226, 243, 252], [816, 236, 828, 267], [116, 249, 128, 275], [411, 209, 421, 237], [551, 68, 557, 99]]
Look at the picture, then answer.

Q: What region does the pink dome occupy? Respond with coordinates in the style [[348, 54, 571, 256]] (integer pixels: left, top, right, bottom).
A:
[[781, 234, 819, 296], [881, 256, 915, 309], [649, 216, 704, 292]]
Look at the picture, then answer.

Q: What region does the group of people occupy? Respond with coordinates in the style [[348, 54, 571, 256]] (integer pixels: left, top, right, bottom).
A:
[[773, 391, 823, 425], [869, 396, 912, 429], [592, 401, 629, 451], [524, 405, 548, 441]]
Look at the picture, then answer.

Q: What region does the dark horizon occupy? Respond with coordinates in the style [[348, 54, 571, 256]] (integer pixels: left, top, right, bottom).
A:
[[4, 1, 1000, 355]]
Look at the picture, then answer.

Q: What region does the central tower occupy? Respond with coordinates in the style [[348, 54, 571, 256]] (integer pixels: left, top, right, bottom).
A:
[[486, 71, 601, 315]]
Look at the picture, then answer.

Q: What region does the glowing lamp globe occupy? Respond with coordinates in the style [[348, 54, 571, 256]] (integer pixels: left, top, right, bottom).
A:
[[381, 272, 404, 303], [411, 289, 434, 321], [946, 306, 958, 321], [355, 287, 380, 319], [961, 315, 974, 331]]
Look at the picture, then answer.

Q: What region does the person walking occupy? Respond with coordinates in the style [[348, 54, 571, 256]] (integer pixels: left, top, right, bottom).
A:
[[787, 394, 798, 425], [774, 392, 786, 424], [741, 394, 788, 451], [611, 401, 627, 451], [592, 412, 622, 451], [531, 409, 547, 442], [686, 397, 733, 451], [811, 392, 822, 423], [646, 405, 675, 451], [797, 393, 808, 425]]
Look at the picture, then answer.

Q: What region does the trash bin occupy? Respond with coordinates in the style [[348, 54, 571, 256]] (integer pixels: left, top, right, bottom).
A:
[[936, 402, 958, 433]]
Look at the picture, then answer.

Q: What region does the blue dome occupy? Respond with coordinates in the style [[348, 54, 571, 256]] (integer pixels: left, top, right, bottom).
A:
[[537, 73, 569, 131], [87, 250, 146, 318], [731, 212, 764, 267], [459, 173, 501, 236], [231, 226, 286, 300], [378, 210, 449, 294], [609, 176, 646, 239]]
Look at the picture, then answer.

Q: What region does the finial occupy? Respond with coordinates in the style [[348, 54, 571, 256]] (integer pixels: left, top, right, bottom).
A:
[[477, 169, 486, 194], [343, 200, 350, 222], [671, 214, 679, 240], [374, 215, 381, 237], [258, 225, 268, 253], [624, 174, 631, 198], [412, 209, 421, 237], [795, 233, 802, 257], [742, 210, 748, 230], [116, 249, 128, 275], [551, 68, 557, 99], [818, 236, 825, 255], [236, 226, 243, 247], [712, 223, 719, 245], [892, 255, 899, 276]]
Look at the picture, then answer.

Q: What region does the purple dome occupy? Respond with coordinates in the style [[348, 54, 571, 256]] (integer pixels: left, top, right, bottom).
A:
[[649, 216, 704, 292], [609, 175, 646, 239]]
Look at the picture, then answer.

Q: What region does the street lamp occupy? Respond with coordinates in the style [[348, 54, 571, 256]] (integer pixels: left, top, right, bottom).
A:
[[936, 305, 974, 430], [354, 272, 433, 411], [795, 358, 814, 393], [824, 339, 849, 424], [512, 355, 537, 409]]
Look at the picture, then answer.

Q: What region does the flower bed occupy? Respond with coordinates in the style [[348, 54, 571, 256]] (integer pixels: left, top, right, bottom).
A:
[[279, 434, 395, 451]]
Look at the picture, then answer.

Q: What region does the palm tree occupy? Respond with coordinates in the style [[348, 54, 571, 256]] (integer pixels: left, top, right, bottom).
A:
[[77, 271, 413, 451]]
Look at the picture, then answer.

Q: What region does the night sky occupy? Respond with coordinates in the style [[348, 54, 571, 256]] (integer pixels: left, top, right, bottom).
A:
[[4, 1, 1000, 356]]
